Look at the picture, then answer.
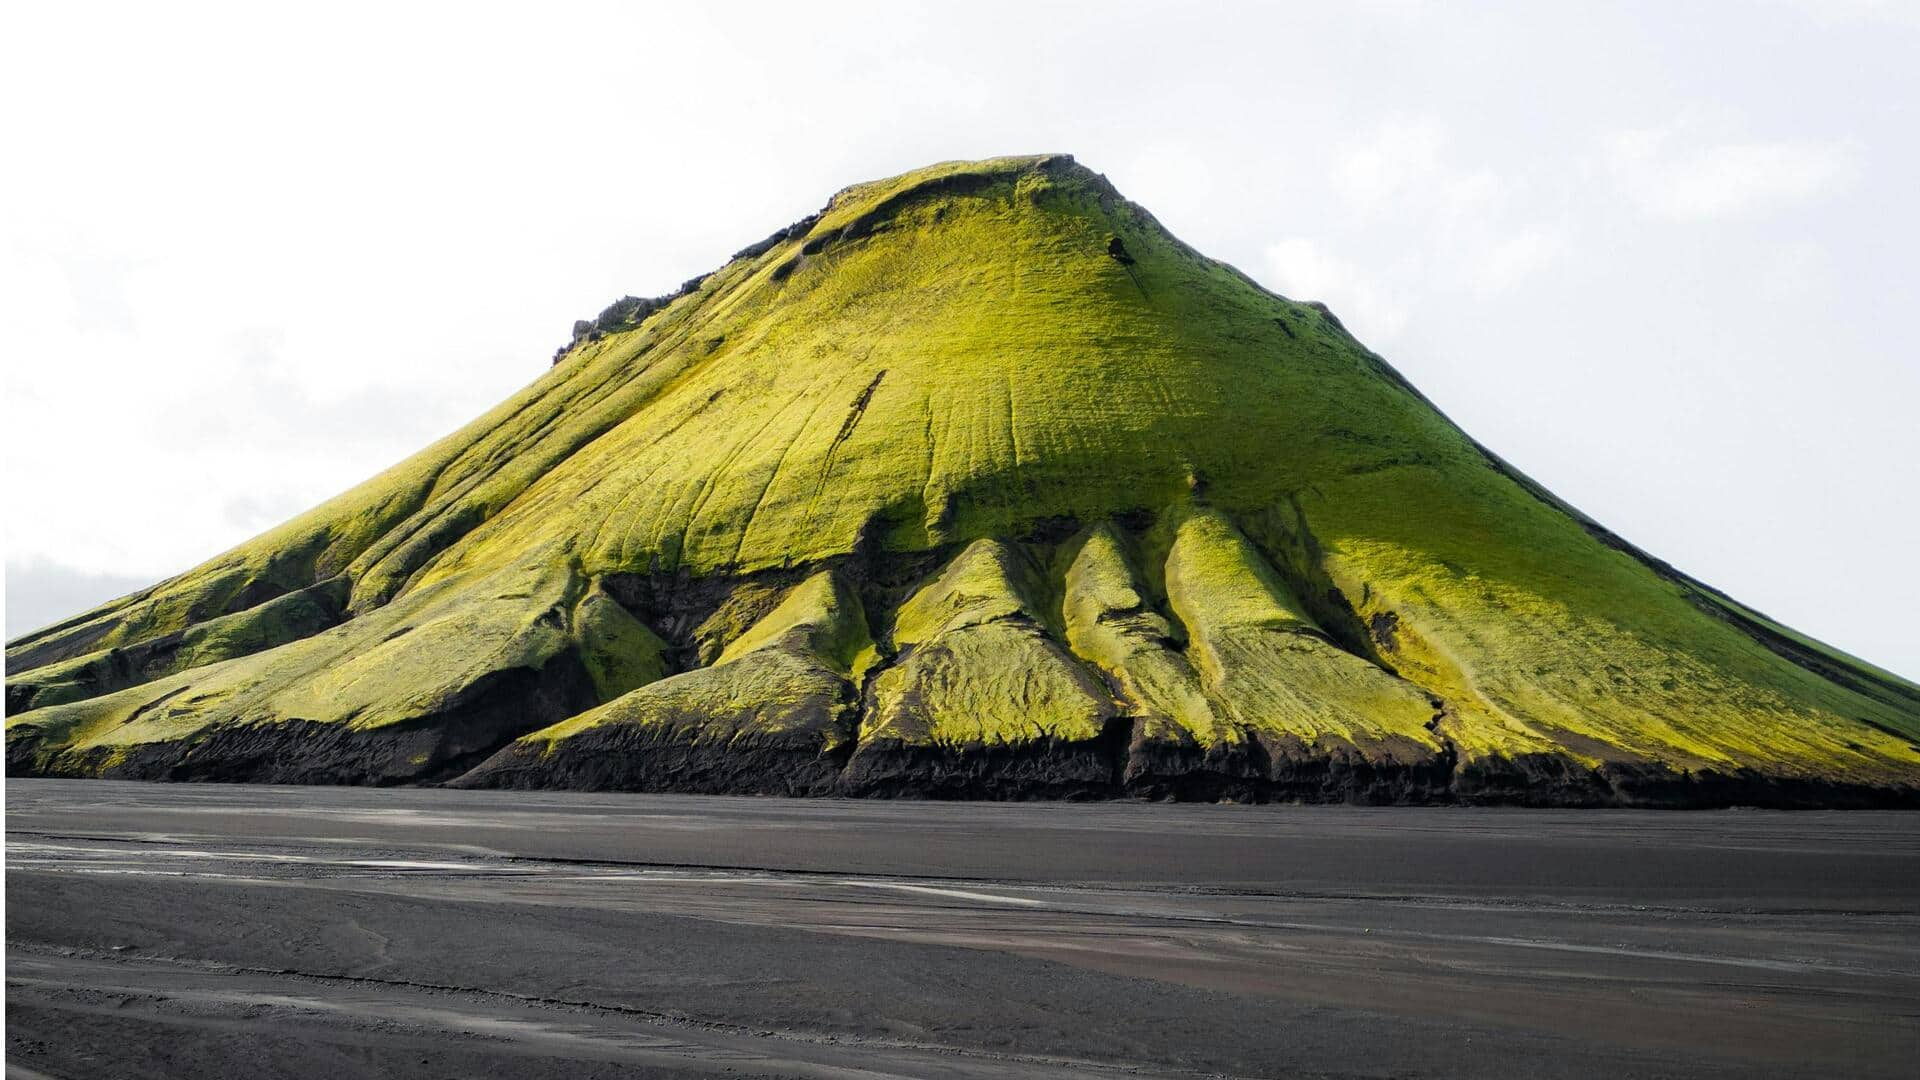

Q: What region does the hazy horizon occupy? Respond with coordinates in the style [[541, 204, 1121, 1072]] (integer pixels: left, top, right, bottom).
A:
[[5, 1, 1917, 678]]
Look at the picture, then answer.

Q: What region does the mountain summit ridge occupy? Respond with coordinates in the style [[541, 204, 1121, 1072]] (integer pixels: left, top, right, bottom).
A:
[[8, 154, 1918, 805]]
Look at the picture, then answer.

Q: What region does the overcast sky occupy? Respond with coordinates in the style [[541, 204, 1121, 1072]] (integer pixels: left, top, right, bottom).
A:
[[4, 1, 1916, 678]]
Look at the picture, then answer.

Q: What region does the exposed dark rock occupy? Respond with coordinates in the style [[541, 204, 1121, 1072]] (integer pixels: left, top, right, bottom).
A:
[[11, 652, 597, 786], [551, 275, 713, 365]]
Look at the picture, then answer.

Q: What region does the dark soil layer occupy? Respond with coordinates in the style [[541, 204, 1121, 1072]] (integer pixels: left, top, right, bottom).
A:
[[14, 713, 1919, 808], [452, 735, 1920, 808]]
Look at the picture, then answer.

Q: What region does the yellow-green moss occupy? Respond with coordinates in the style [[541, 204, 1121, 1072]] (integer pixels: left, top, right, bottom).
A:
[[1165, 509, 1446, 753], [865, 539, 1111, 748], [1062, 524, 1234, 748], [522, 569, 869, 752]]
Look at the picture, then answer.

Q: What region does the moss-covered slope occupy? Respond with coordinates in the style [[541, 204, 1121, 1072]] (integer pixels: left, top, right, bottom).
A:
[[9, 154, 1918, 805]]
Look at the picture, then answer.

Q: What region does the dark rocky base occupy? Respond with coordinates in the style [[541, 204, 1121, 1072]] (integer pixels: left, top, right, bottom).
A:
[[453, 729, 848, 797], [15, 718, 1918, 808], [1121, 729, 1461, 804], [839, 732, 1126, 800], [5, 655, 599, 787]]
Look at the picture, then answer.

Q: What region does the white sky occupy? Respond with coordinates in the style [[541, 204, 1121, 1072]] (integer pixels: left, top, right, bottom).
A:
[[4, 1, 1916, 678]]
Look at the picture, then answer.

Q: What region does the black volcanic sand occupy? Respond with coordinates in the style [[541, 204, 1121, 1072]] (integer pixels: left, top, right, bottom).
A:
[[7, 781, 1918, 1079]]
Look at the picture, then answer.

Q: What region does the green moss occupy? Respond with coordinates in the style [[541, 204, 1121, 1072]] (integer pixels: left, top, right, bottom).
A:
[[1061, 524, 1233, 747], [717, 571, 869, 672], [6, 579, 346, 713], [523, 569, 868, 752], [572, 585, 670, 702], [865, 539, 1111, 748], [1164, 510, 1444, 754]]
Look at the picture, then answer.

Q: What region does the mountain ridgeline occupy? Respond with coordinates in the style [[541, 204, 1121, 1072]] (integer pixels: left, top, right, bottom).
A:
[[8, 155, 1918, 805]]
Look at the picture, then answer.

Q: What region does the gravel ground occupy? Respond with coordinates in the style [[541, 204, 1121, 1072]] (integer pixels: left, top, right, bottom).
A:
[[7, 780, 1918, 1078]]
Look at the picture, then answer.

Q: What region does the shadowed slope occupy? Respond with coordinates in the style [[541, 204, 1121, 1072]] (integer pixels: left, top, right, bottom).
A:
[[8, 154, 1918, 804]]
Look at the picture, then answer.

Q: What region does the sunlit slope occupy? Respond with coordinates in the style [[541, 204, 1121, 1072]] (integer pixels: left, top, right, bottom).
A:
[[8, 154, 1917, 803]]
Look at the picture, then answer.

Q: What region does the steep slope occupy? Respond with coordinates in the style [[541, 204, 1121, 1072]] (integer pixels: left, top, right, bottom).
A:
[[8, 154, 1918, 805]]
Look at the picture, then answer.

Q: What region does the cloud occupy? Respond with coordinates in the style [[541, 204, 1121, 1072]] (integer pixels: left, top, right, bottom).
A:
[[1332, 119, 1449, 218], [1257, 119, 1567, 338], [1263, 237, 1411, 343], [1604, 122, 1860, 220], [1331, 119, 1503, 224], [6, 559, 159, 641], [1763, 0, 1920, 29], [1, 2, 1913, 678], [222, 492, 314, 534], [1464, 225, 1568, 296]]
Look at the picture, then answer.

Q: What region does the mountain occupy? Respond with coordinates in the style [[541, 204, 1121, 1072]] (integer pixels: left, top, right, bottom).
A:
[[8, 155, 1918, 805]]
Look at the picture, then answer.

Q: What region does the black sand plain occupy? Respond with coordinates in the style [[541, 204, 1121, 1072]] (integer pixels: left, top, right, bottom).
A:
[[6, 780, 1917, 1078]]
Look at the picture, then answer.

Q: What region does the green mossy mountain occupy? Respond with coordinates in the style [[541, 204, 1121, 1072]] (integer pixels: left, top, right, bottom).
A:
[[8, 154, 1918, 804]]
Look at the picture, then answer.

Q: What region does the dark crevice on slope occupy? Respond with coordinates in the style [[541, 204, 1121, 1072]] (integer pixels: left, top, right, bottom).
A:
[[603, 563, 813, 672], [1242, 497, 1405, 676], [825, 370, 887, 464]]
